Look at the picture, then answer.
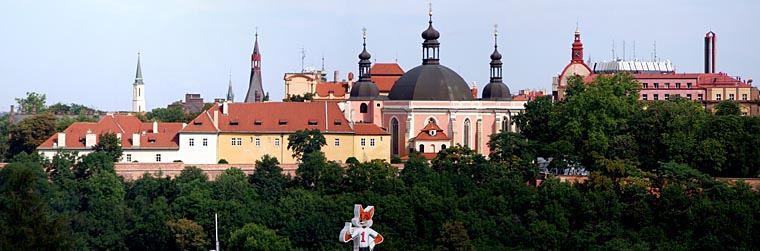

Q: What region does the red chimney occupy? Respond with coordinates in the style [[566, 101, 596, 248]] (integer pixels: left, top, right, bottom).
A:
[[471, 84, 478, 99]]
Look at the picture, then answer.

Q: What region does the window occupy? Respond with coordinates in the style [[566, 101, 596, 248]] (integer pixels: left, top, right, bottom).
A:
[[729, 94, 735, 100], [441, 144, 447, 150], [391, 118, 399, 156], [189, 138, 195, 146], [642, 94, 648, 100], [202, 138, 208, 146], [463, 119, 471, 148], [156, 154, 162, 162], [676, 83, 681, 88], [716, 94, 722, 101], [654, 83, 659, 89], [334, 138, 340, 147], [698, 94, 703, 100], [743, 94, 748, 101], [665, 94, 670, 100], [370, 138, 375, 147], [742, 112, 748, 116], [361, 138, 366, 146], [654, 94, 659, 100], [274, 138, 280, 146], [419, 144, 425, 152], [665, 83, 670, 89], [360, 103, 368, 113], [255, 138, 260, 146], [687, 94, 692, 100], [687, 83, 693, 88], [231, 138, 236, 145], [642, 83, 648, 89], [126, 154, 132, 162], [232, 138, 242, 146]]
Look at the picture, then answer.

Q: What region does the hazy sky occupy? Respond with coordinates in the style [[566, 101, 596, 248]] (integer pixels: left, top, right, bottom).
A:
[[1, 0, 758, 112]]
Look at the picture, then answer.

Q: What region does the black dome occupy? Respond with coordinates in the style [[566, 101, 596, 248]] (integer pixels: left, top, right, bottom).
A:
[[358, 47, 371, 61], [490, 47, 502, 61], [388, 64, 474, 101], [482, 82, 512, 101], [349, 81, 382, 100], [421, 22, 440, 41]]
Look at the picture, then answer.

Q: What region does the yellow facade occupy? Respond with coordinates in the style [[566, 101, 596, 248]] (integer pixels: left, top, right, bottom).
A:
[[217, 132, 387, 164], [708, 87, 752, 101], [352, 135, 391, 162]]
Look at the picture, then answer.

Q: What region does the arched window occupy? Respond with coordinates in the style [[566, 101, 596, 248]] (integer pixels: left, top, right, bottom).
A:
[[431, 144, 436, 153], [441, 144, 447, 150], [391, 118, 399, 156], [419, 144, 425, 153], [360, 103, 368, 113], [463, 118, 471, 148]]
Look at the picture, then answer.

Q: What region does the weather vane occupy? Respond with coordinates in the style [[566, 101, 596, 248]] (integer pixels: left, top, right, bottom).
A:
[[428, 2, 433, 17]]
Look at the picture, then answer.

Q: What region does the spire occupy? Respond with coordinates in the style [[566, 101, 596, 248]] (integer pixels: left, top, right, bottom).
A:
[[135, 52, 143, 84], [571, 25, 584, 63], [227, 71, 234, 102], [489, 24, 503, 83], [245, 30, 264, 102], [358, 28, 372, 82], [421, 3, 440, 65]]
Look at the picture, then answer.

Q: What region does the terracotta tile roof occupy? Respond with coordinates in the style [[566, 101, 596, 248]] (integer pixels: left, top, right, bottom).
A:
[[413, 121, 449, 141], [512, 95, 529, 101], [372, 76, 400, 93], [315, 82, 349, 97], [208, 102, 354, 134], [181, 109, 219, 133], [697, 73, 752, 87], [353, 123, 389, 135], [38, 115, 183, 149], [370, 63, 404, 93]]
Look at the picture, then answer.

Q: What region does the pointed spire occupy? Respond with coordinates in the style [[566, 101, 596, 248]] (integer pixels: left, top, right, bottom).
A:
[[575, 19, 580, 35], [421, 3, 440, 65], [135, 52, 143, 81], [490, 24, 502, 61], [253, 28, 260, 55], [227, 71, 234, 102]]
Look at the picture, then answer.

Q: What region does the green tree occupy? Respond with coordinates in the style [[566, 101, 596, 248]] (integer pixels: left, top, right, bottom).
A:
[[294, 151, 342, 193], [487, 131, 536, 164], [250, 155, 289, 202], [435, 221, 475, 251], [7, 113, 57, 158], [145, 106, 188, 122], [0, 161, 73, 251], [167, 218, 209, 251], [15, 91, 47, 113], [714, 100, 741, 116], [92, 132, 123, 162], [227, 223, 301, 251], [56, 115, 98, 132], [513, 95, 557, 145], [287, 129, 326, 160], [282, 93, 314, 102]]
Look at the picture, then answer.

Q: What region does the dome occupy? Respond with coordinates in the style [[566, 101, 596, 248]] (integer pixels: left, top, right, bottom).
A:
[[388, 64, 474, 101], [490, 47, 502, 61], [349, 81, 383, 100], [358, 47, 371, 61], [421, 22, 440, 41], [482, 82, 512, 101]]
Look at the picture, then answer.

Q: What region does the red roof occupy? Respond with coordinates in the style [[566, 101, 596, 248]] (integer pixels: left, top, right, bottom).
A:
[[39, 115, 182, 149], [207, 102, 354, 133], [315, 82, 349, 97], [414, 121, 449, 141], [400, 152, 438, 160], [353, 123, 389, 135], [698, 73, 752, 88], [181, 110, 219, 133], [370, 63, 404, 93]]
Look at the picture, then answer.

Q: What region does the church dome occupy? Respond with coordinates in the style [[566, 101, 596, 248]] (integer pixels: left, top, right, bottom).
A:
[[349, 81, 382, 100], [358, 47, 371, 61], [490, 47, 502, 61], [421, 22, 440, 41], [482, 82, 512, 100], [388, 64, 474, 101]]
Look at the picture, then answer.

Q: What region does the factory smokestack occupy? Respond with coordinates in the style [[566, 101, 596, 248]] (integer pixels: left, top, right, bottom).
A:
[[704, 31, 716, 73]]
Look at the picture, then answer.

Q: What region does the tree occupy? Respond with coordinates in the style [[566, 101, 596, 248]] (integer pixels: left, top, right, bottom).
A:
[[145, 106, 188, 123], [167, 219, 209, 251], [227, 223, 300, 251], [7, 113, 57, 158], [56, 115, 98, 132], [435, 221, 475, 251], [92, 132, 123, 162], [282, 93, 314, 102], [714, 100, 741, 116], [249, 155, 289, 202], [513, 95, 557, 145], [0, 161, 73, 250], [487, 131, 536, 164], [15, 91, 47, 113], [287, 129, 326, 160], [263, 92, 271, 102], [294, 151, 342, 193]]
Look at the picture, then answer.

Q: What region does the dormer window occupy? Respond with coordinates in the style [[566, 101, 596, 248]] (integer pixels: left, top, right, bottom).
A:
[[334, 120, 342, 125], [429, 130, 437, 136], [279, 120, 288, 125], [229, 119, 239, 126], [254, 120, 262, 126], [193, 121, 202, 125], [308, 120, 318, 126], [148, 137, 156, 143]]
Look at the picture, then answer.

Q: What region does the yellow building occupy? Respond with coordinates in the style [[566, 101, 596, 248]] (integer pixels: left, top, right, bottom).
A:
[[192, 102, 390, 164]]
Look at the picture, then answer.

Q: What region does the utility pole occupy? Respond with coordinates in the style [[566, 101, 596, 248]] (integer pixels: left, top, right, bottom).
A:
[[214, 213, 220, 251]]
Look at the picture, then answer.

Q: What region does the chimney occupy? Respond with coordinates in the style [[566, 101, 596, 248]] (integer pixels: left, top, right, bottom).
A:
[[132, 133, 141, 147], [705, 31, 716, 73], [152, 121, 158, 133], [222, 102, 229, 115], [334, 70, 340, 83], [182, 123, 187, 128], [213, 110, 219, 128], [57, 132, 66, 147], [85, 130, 96, 147], [471, 83, 478, 99]]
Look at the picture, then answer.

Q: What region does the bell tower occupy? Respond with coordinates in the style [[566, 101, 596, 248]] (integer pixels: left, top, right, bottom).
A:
[[132, 52, 146, 112], [571, 26, 584, 63]]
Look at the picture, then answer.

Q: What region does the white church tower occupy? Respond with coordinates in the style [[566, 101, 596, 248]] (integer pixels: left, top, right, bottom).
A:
[[132, 53, 146, 112]]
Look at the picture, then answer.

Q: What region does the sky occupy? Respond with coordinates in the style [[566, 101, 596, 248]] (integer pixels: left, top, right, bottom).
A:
[[1, 0, 758, 112]]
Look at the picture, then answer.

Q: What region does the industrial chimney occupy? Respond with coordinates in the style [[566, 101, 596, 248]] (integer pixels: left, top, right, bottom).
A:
[[705, 31, 716, 73]]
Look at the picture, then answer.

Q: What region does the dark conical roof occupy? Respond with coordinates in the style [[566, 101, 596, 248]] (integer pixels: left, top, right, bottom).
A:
[[490, 47, 502, 61], [482, 82, 512, 101], [349, 81, 384, 100], [359, 47, 371, 61], [421, 21, 440, 41]]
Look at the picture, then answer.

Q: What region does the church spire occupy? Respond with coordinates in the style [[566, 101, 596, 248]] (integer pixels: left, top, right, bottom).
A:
[[489, 24, 503, 83], [132, 52, 146, 112], [421, 3, 440, 65], [227, 72, 234, 102], [245, 30, 264, 102], [135, 52, 143, 84], [571, 24, 584, 63], [358, 28, 372, 82]]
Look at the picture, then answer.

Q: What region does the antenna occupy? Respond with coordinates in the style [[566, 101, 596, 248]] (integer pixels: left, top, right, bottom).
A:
[[300, 47, 306, 73], [612, 41, 615, 60], [653, 40, 657, 62]]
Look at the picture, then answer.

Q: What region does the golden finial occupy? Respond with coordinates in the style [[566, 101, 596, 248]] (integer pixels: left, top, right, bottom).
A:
[[428, 2, 433, 18]]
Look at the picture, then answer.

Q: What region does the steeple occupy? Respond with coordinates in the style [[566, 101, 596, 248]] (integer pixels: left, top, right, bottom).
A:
[[132, 52, 146, 112], [245, 30, 265, 102], [358, 28, 372, 82], [227, 72, 234, 102], [421, 3, 440, 65], [571, 24, 584, 63], [489, 24, 503, 83]]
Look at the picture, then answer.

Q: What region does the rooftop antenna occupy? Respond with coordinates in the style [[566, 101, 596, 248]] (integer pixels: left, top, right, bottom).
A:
[[653, 40, 657, 62], [300, 47, 306, 73], [612, 41, 616, 60], [395, 51, 398, 63], [622, 40, 626, 61], [321, 56, 325, 72]]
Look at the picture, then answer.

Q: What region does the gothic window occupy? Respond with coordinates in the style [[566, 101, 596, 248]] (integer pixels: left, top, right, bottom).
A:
[[463, 119, 471, 148], [360, 103, 368, 113], [391, 118, 399, 156]]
